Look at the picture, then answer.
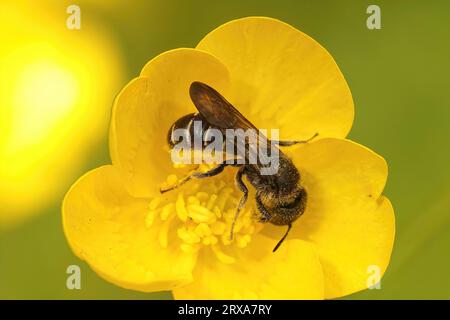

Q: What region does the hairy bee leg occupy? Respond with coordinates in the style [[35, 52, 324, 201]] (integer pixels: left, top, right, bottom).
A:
[[255, 194, 272, 222], [275, 132, 319, 147], [229, 166, 248, 241], [273, 223, 292, 252], [160, 162, 228, 193]]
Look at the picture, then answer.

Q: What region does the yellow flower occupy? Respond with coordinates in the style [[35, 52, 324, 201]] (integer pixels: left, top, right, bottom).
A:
[[62, 17, 395, 299], [0, 1, 124, 227]]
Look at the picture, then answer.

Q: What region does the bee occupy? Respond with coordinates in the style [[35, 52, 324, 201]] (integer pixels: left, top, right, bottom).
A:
[[162, 81, 317, 252]]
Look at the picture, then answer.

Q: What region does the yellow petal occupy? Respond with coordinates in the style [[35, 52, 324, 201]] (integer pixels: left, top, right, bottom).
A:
[[263, 138, 394, 298], [110, 48, 230, 197], [62, 165, 197, 292], [172, 235, 324, 299], [197, 17, 354, 140]]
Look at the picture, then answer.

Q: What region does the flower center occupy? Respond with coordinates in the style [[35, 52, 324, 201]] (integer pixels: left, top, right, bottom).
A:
[[145, 164, 261, 264]]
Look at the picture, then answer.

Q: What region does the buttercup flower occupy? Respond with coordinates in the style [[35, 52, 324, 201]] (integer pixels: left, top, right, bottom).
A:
[[63, 17, 395, 299]]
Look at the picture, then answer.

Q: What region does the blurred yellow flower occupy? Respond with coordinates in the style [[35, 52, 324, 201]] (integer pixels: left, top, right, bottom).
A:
[[63, 17, 395, 299], [0, 1, 125, 227]]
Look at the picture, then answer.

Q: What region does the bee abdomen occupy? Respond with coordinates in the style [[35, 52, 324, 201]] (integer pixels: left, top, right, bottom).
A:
[[167, 113, 216, 149]]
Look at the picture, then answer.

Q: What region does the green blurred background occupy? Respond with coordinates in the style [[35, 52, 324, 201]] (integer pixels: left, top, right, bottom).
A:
[[1, 0, 450, 299]]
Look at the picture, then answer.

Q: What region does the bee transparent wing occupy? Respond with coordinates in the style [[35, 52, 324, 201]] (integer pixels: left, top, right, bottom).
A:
[[189, 82, 257, 130], [189, 81, 274, 164]]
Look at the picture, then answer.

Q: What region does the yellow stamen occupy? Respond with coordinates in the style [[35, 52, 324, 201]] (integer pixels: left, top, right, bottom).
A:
[[194, 223, 212, 237], [177, 227, 201, 244], [210, 221, 226, 235], [206, 194, 218, 210], [175, 192, 188, 222], [145, 211, 155, 228], [187, 196, 200, 205], [160, 203, 174, 221], [156, 171, 260, 264], [217, 187, 233, 211], [149, 197, 162, 210], [213, 205, 222, 218], [180, 243, 199, 253], [212, 245, 236, 264], [236, 234, 252, 248], [160, 174, 178, 190], [202, 235, 218, 245], [187, 204, 216, 224], [158, 214, 175, 248]]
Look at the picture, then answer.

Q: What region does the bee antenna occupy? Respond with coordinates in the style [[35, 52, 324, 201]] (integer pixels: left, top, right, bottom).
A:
[[272, 223, 292, 252]]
